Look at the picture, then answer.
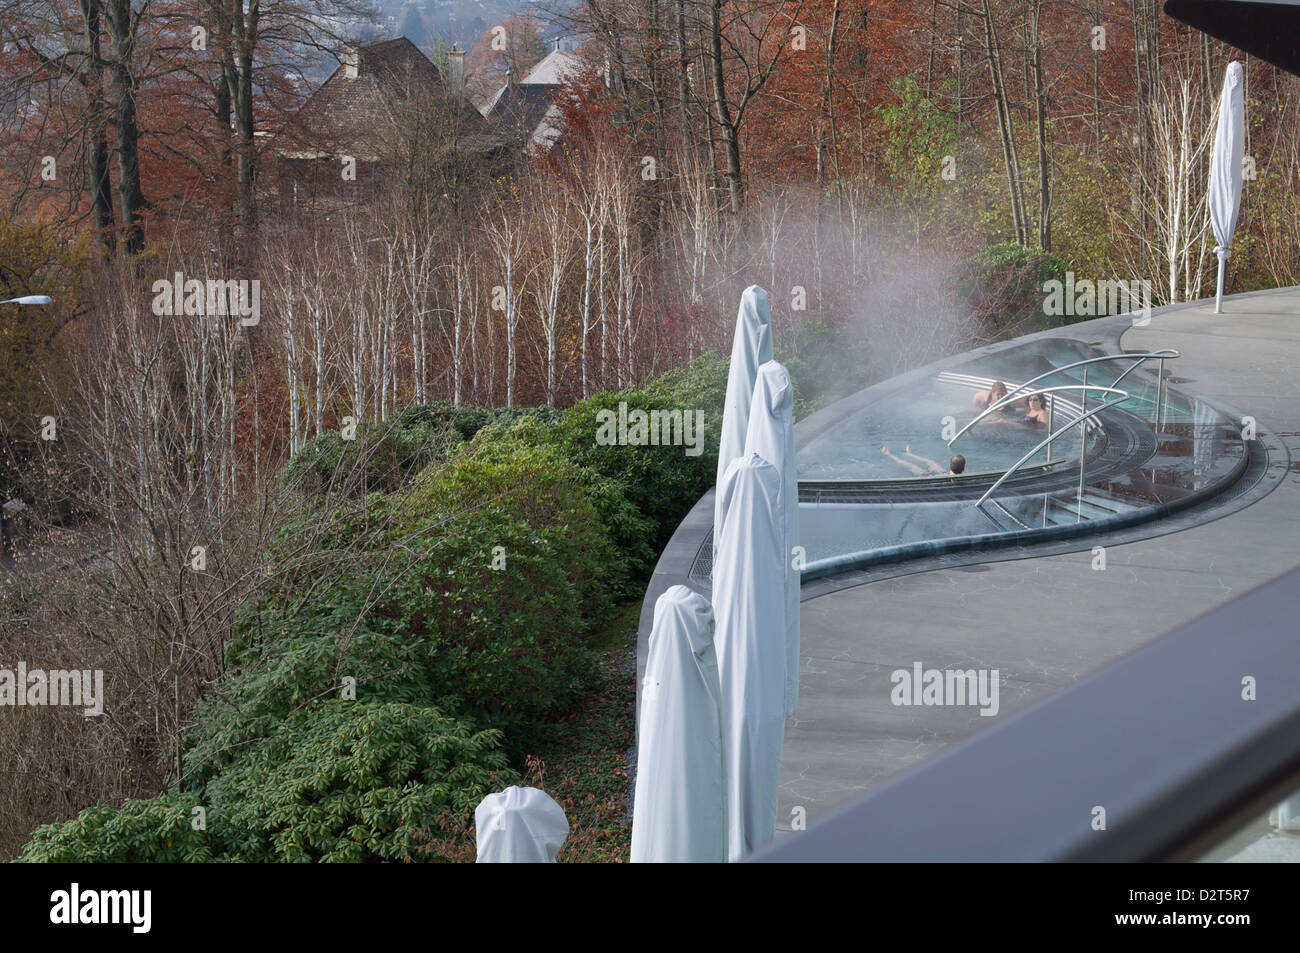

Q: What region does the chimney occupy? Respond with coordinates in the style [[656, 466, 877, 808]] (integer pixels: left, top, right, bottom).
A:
[[344, 41, 360, 79], [447, 45, 465, 92]]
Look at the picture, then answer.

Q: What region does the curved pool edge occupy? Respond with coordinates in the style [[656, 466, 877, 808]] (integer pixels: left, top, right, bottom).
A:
[[800, 427, 1256, 581]]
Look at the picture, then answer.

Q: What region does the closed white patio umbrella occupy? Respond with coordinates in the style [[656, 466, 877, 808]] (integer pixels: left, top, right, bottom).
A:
[[714, 286, 773, 562], [713, 452, 786, 861], [1208, 61, 1245, 314], [474, 786, 569, 862], [630, 585, 727, 863], [744, 361, 801, 719]]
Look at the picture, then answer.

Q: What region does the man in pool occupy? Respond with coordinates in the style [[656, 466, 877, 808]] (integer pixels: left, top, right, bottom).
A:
[[882, 444, 966, 476]]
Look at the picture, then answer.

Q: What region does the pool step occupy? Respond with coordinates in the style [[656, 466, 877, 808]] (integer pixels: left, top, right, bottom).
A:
[[1042, 490, 1139, 526]]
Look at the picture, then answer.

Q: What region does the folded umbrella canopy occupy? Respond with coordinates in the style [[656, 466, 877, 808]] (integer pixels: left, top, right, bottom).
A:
[[1207, 61, 1245, 314], [474, 786, 569, 862], [630, 585, 727, 863], [744, 361, 801, 719], [714, 452, 787, 861], [715, 286, 773, 563]]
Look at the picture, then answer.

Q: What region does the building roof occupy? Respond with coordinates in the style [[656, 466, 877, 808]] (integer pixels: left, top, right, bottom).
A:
[[282, 37, 493, 162], [481, 83, 560, 147], [520, 48, 580, 86], [479, 48, 580, 151]]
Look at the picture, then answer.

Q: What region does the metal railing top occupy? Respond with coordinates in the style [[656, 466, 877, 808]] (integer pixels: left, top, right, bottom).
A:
[[1001, 349, 1179, 402], [974, 388, 1130, 508], [949, 350, 1179, 448]]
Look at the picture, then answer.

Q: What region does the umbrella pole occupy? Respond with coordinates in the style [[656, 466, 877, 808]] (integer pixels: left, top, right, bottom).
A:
[[1215, 248, 1227, 314]]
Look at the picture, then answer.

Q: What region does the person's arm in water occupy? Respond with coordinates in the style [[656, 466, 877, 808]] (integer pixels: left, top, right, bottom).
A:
[[881, 445, 926, 476], [903, 444, 944, 473]]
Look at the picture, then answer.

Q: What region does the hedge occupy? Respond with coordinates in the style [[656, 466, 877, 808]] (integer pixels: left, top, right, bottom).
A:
[[203, 702, 509, 862], [21, 355, 734, 862]]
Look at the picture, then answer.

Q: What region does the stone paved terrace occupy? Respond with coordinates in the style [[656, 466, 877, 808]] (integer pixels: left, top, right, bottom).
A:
[[638, 285, 1300, 856]]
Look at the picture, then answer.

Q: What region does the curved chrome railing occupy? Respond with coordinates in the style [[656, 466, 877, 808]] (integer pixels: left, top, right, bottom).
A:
[[975, 387, 1131, 509], [948, 349, 1180, 448]]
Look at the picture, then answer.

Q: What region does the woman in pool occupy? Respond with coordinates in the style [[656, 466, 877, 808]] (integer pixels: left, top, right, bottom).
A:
[[1020, 393, 1050, 428], [882, 444, 966, 476]]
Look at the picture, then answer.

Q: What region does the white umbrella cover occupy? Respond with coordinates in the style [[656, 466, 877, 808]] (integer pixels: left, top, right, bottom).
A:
[[1208, 61, 1245, 314], [630, 585, 727, 863], [474, 786, 569, 862], [713, 452, 787, 861], [714, 286, 773, 562], [744, 360, 801, 719]]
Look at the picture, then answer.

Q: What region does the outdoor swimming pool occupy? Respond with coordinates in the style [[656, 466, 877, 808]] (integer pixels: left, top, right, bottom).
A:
[[776, 337, 1248, 579], [796, 380, 1095, 482]]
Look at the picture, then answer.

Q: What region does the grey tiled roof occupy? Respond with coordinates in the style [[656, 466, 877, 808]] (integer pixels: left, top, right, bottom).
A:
[[481, 82, 561, 148], [282, 37, 493, 160]]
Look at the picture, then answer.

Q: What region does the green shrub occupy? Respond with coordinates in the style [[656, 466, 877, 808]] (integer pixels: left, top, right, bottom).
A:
[[283, 402, 565, 496], [642, 351, 730, 431], [19, 795, 214, 863], [186, 441, 609, 783], [488, 389, 718, 560], [204, 701, 509, 862], [959, 241, 1070, 337], [391, 505, 603, 719], [405, 438, 618, 617], [184, 609, 415, 785], [439, 416, 653, 595], [284, 417, 454, 497]]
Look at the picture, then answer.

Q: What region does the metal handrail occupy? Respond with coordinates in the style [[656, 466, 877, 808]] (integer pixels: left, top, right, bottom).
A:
[[948, 349, 1180, 447], [975, 390, 1131, 508], [1001, 349, 1178, 402], [953, 382, 1126, 453]]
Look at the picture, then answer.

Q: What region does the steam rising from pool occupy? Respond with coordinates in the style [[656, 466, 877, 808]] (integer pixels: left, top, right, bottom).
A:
[[728, 190, 983, 405]]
